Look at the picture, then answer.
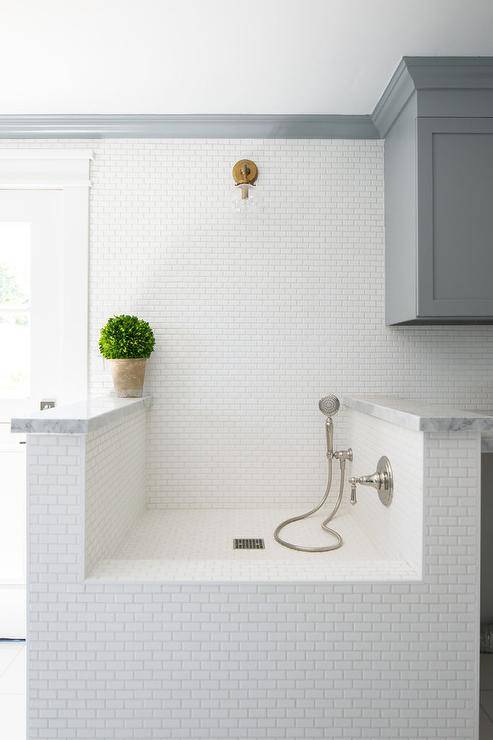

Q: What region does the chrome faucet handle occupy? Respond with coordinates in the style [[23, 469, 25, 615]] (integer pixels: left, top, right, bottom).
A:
[[349, 456, 393, 507], [350, 481, 358, 505]]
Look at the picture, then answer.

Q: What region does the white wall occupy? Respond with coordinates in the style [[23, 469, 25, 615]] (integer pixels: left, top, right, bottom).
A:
[[85, 405, 146, 575], [348, 410, 423, 573], [1, 1, 493, 114], [25, 425, 482, 738], [4, 137, 493, 509], [79, 138, 491, 510], [11, 134, 488, 738]]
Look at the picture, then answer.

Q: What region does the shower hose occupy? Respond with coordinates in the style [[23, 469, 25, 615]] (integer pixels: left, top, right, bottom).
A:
[[273, 418, 347, 552]]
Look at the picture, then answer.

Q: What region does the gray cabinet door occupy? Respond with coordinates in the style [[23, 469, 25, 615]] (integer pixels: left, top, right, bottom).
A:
[[417, 117, 493, 318]]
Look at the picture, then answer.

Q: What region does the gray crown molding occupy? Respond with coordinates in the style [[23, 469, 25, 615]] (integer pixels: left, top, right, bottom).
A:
[[371, 59, 416, 137], [372, 56, 493, 137], [0, 114, 379, 140], [2, 59, 493, 140], [404, 55, 493, 89]]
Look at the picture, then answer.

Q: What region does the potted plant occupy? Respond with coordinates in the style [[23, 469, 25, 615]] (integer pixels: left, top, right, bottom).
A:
[[99, 315, 155, 398]]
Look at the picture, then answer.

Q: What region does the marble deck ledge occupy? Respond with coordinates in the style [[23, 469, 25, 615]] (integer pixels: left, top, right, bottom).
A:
[[11, 395, 151, 434], [343, 394, 493, 433]]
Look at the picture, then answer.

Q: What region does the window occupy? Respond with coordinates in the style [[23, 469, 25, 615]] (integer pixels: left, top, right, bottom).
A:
[[0, 223, 30, 398]]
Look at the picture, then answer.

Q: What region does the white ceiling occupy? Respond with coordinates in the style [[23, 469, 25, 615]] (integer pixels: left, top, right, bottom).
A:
[[1, 0, 493, 115]]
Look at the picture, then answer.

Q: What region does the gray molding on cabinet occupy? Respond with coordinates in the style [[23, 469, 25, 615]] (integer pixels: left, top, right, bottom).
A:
[[372, 56, 493, 137]]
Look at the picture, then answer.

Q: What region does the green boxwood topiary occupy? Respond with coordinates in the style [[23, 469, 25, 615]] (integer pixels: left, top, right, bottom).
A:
[[99, 315, 155, 359]]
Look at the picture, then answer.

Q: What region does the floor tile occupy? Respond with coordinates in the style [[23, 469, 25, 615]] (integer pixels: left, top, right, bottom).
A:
[[88, 508, 418, 582]]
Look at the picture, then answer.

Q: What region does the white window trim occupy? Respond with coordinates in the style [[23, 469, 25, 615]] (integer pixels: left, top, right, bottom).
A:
[[0, 149, 92, 403]]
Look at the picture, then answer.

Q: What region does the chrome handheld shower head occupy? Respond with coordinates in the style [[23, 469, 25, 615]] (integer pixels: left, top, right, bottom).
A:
[[319, 395, 339, 458], [318, 394, 340, 417], [273, 391, 351, 553]]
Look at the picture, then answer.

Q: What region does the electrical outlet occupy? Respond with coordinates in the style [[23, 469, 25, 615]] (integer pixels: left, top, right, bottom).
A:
[[40, 400, 56, 411]]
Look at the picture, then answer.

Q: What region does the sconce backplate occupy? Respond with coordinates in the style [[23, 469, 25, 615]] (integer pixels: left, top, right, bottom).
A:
[[232, 159, 258, 185]]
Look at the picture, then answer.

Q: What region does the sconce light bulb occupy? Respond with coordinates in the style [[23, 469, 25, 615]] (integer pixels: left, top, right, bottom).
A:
[[232, 160, 258, 210]]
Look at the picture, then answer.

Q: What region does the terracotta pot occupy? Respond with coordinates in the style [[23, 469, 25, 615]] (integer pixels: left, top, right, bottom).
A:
[[109, 358, 147, 398]]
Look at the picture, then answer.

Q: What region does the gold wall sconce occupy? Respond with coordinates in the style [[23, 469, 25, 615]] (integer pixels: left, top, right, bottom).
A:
[[232, 159, 258, 200]]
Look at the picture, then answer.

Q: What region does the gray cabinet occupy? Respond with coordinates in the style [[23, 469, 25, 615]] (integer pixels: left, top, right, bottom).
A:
[[417, 118, 493, 320], [380, 58, 493, 324]]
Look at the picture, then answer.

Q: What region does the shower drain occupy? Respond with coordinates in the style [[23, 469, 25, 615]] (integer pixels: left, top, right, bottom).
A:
[[233, 538, 265, 550]]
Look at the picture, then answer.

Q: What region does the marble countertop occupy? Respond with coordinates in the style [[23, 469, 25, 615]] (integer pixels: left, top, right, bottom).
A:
[[11, 395, 151, 434], [343, 394, 493, 433]]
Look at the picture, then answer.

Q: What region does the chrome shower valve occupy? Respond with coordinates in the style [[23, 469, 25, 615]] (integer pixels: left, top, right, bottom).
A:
[[349, 455, 393, 507]]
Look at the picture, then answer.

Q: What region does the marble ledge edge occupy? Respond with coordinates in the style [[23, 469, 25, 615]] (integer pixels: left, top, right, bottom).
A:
[[11, 395, 152, 435], [343, 394, 493, 434]]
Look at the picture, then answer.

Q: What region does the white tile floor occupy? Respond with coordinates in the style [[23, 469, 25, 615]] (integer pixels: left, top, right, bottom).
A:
[[0, 643, 490, 738], [89, 507, 418, 582], [0, 642, 25, 740]]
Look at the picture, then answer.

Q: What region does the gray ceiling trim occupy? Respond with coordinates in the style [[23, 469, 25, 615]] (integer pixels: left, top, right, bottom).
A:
[[371, 59, 415, 137], [0, 114, 379, 140], [2, 59, 493, 140]]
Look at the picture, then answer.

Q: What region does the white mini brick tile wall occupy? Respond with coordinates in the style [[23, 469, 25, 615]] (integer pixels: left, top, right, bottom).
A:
[[85, 406, 146, 575], [2, 138, 493, 510], [348, 410, 424, 572], [25, 422, 481, 739], [7, 136, 484, 737]]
